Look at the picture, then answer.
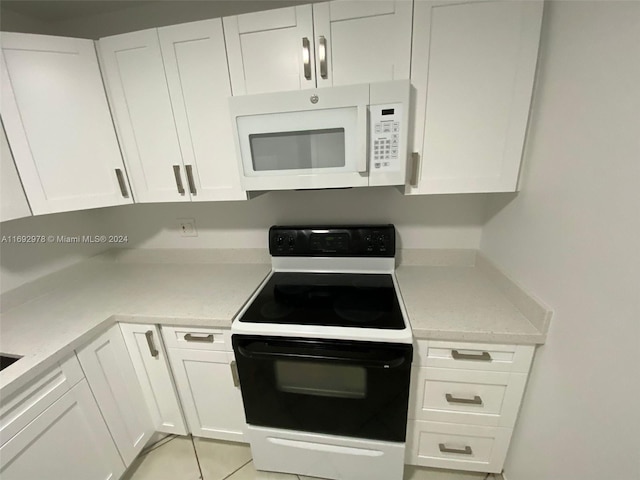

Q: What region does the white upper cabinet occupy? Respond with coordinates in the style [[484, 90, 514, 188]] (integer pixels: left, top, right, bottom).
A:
[[0, 120, 31, 222], [223, 5, 316, 95], [98, 29, 190, 203], [0, 33, 132, 214], [99, 21, 246, 203], [158, 19, 246, 201], [312, 1, 412, 88], [223, 1, 412, 95], [407, 0, 543, 194]]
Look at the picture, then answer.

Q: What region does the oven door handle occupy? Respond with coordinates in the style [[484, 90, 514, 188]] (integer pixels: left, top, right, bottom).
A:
[[236, 344, 408, 369]]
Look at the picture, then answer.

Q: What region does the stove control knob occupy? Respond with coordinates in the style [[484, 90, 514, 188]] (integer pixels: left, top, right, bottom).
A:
[[288, 236, 296, 247], [276, 235, 284, 246]]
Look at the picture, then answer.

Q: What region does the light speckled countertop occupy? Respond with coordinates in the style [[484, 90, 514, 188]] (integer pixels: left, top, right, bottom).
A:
[[0, 249, 550, 398]]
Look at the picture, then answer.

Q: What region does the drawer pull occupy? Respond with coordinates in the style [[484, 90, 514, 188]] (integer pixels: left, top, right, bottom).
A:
[[445, 393, 483, 405], [451, 350, 492, 361], [184, 333, 214, 343], [145, 330, 159, 358], [439, 443, 473, 455]]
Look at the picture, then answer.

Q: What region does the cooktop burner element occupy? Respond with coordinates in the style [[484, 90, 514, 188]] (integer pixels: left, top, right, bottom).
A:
[[240, 272, 405, 329]]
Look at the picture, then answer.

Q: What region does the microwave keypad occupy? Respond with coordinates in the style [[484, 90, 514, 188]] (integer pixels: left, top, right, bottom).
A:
[[373, 122, 399, 168], [370, 102, 403, 172]]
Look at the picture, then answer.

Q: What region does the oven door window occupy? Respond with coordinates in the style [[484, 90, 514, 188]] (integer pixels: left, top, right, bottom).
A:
[[275, 360, 365, 399]]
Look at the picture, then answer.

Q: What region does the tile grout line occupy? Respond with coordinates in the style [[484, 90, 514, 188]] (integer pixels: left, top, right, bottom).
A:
[[220, 458, 252, 480], [138, 434, 178, 458], [189, 435, 205, 480]]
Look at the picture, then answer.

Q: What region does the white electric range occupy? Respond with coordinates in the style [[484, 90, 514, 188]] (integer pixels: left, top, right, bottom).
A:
[[231, 225, 413, 480]]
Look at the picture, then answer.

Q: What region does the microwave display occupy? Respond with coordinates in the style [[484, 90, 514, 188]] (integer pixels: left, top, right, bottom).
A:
[[249, 128, 345, 172]]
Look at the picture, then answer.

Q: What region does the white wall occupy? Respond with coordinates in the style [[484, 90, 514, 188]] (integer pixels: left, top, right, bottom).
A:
[[100, 187, 487, 250], [0, 209, 112, 293], [480, 2, 640, 480]]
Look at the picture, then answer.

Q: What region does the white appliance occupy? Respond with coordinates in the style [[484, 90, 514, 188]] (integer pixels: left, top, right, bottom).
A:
[[231, 225, 413, 480], [229, 80, 410, 191]]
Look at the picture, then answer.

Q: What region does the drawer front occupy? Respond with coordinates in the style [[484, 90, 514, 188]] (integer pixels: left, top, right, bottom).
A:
[[161, 326, 231, 351], [409, 367, 527, 427], [407, 420, 512, 473], [0, 355, 84, 445], [414, 340, 534, 373]]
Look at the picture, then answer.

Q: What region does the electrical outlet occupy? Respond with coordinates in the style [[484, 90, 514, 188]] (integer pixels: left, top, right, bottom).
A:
[[178, 218, 198, 237]]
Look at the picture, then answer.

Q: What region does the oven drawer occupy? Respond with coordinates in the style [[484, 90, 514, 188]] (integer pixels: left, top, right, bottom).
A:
[[414, 340, 534, 373], [409, 367, 527, 427], [161, 326, 231, 352], [407, 420, 512, 473]]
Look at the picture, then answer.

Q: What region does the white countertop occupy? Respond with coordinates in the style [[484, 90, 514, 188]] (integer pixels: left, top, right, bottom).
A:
[[0, 249, 550, 398]]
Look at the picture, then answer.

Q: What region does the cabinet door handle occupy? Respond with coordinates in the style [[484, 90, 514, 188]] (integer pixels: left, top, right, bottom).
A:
[[318, 35, 328, 79], [409, 152, 420, 187], [302, 37, 312, 80], [184, 333, 214, 343], [439, 444, 472, 455], [230, 360, 240, 387], [451, 350, 492, 361], [115, 168, 129, 198], [145, 330, 159, 358], [445, 393, 483, 405], [173, 165, 185, 195], [185, 164, 197, 195]]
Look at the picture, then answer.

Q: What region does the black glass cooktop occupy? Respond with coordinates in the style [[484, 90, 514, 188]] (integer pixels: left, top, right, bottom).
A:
[[239, 272, 405, 329]]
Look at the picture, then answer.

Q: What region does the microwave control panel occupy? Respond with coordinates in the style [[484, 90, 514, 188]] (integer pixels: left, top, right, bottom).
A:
[[370, 103, 403, 172]]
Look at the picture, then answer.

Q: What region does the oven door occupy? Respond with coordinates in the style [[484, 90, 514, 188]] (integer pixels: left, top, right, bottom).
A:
[[232, 335, 412, 443]]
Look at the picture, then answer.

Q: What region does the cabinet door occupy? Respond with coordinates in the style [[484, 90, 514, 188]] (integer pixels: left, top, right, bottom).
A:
[[119, 323, 187, 435], [407, 0, 543, 194], [0, 33, 132, 214], [167, 348, 245, 442], [158, 20, 246, 202], [223, 5, 315, 95], [0, 380, 125, 480], [98, 29, 189, 203], [76, 325, 154, 466], [0, 119, 31, 222], [312, 0, 412, 88]]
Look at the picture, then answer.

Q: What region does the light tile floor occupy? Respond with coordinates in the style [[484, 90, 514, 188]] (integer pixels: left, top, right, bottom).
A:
[[123, 436, 498, 480]]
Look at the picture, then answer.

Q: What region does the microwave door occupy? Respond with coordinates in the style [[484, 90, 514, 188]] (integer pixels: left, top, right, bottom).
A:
[[236, 107, 368, 191]]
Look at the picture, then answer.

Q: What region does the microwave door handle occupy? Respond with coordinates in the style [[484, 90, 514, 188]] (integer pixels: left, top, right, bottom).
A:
[[358, 105, 368, 173], [236, 345, 407, 369]]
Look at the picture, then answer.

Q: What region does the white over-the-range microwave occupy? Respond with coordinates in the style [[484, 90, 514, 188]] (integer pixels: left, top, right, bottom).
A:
[[229, 80, 410, 191]]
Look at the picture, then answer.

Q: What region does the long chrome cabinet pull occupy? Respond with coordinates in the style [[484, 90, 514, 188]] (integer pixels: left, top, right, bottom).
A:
[[145, 330, 159, 358], [230, 361, 240, 387], [410, 152, 420, 187], [439, 444, 472, 455], [173, 165, 185, 195], [445, 393, 483, 405], [451, 350, 492, 361], [185, 165, 197, 195], [184, 333, 214, 343], [318, 35, 328, 79], [115, 169, 129, 198], [302, 37, 311, 80]]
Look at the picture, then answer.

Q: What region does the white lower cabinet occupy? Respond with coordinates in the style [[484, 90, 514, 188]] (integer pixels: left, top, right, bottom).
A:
[[0, 358, 125, 480], [163, 326, 245, 442], [407, 339, 535, 474], [76, 325, 154, 466], [119, 323, 187, 435]]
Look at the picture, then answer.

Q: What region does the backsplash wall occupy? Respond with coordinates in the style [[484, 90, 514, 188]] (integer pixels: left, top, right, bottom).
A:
[[1, 188, 488, 294], [99, 187, 488, 250]]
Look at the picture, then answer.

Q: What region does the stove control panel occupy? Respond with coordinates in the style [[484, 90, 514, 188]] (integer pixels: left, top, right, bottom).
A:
[[269, 225, 395, 257]]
